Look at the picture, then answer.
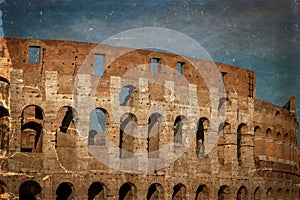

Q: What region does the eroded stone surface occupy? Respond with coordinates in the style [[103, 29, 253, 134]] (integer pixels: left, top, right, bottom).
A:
[[0, 37, 298, 199]]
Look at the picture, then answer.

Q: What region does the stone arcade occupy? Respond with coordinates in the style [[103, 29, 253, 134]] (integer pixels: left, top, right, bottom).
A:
[[0, 38, 298, 199]]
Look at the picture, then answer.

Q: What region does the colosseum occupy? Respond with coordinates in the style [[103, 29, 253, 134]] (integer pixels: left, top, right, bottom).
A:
[[0, 37, 298, 199]]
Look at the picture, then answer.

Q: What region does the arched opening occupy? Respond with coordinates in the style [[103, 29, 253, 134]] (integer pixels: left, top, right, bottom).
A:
[[174, 116, 186, 144], [0, 106, 9, 152], [195, 185, 209, 200], [265, 128, 273, 157], [147, 183, 164, 200], [237, 186, 248, 200], [196, 117, 209, 157], [253, 187, 260, 200], [0, 180, 8, 200], [217, 122, 230, 165], [0, 77, 10, 103], [19, 180, 41, 200], [120, 85, 135, 106], [119, 182, 136, 200], [89, 108, 107, 146], [218, 185, 230, 200], [172, 183, 186, 200], [88, 182, 105, 200], [277, 188, 283, 199], [58, 106, 76, 133], [120, 113, 137, 159], [21, 105, 44, 153], [56, 182, 74, 200], [254, 126, 263, 156], [21, 122, 43, 152], [148, 113, 163, 158], [266, 187, 272, 199], [276, 132, 283, 159], [237, 123, 247, 166]]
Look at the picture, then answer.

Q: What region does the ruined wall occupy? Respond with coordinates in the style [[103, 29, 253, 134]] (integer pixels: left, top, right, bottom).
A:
[[0, 38, 298, 199]]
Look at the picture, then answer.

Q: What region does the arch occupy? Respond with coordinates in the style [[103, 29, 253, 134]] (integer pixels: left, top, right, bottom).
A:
[[266, 128, 273, 140], [276, 132, 282, 141], [57, 106, 77, 133], [88, 182, 106, 200], [19, 180, 41, 200], [217, 122, 230, 165], [237, 186, 248, 200], [0, 180, 8, 200], [21, 122, 43, 152], [172, 183, 186, 200], [89, 108, 108, 146], [22, 105, 44, 120], [148, 113, 164, 158], [254, 126, 263, 156], [196, 117, 209, 156], [0, 107, 9, 151], [218, 185, 230, 200], [254, 126, 262, 137], [237, 123, 247, 165], [120, 85, 135, 106], [277, 188, 283, 198], [173, 115, 186, 144], [265, 128, 273, 157], [147, 183, 164, 200], [283, 133, 289, 143], [0, 77, 9, 85], [266, 187, 272, 199], [119, 182, 137, 200], [56, 182, 74, 200], [253, 187, 260, 200], [195, 185, 209, 200], [120, 113, 137, 159]]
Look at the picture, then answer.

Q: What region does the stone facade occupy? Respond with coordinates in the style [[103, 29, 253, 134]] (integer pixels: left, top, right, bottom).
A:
[[0, 37, 298, 199]]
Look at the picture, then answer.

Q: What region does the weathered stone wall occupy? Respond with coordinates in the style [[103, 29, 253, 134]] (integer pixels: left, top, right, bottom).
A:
[[0, 38, 298, 199]]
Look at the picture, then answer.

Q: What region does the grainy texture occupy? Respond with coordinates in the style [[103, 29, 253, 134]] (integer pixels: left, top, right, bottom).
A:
[[0, 38, 298, 199]]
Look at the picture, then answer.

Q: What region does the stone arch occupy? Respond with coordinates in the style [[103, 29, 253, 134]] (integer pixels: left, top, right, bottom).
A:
[[237, 186, 248, 200], [172, 183, 186, 200], [119, 182, 137, 200], [56, 182, 74, 200], [120, 85, 135, 106], [148, 113, 164, 158], [120, 113, 137, 159], [217, 122, 230, 165], [266, 187, 272, 199], [19, 180, 41, 200], [0, 106, 9, 152], [0, 77, 9, 104], [285, 188, 290, 198], [147, 183, 164, 200], [57, 106, 77, 134], [253, 187, 260, 200], [88, 182, 106, 200], [0, 180, 8, 200], [89, 108, 108, 146], [254, 126, 263, 156], [196, 117, 209, 156], [265, 128, 273, 157], [275, 132, 283, 159], [195, 184, 209, 200], [237, 123, 247, 166], [218, 185, 230, 200], [21, 105, 44, 153], [173, 115, 187, 144], [277, 188, 283, 199]]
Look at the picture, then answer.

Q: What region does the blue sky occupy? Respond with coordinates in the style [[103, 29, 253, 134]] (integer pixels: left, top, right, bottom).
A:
[[1, 0, 300, 139]]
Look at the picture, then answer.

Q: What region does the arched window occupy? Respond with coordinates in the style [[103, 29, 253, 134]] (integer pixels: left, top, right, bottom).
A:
[[196, 185, 209, 200], [174, 116, 185, 144], [89, 108, 107, 146], [58, 106, 76, 133], [88, 182, 106, 200], [172, 183, 186, 200], [218, 185, 230, 200], [254, 187, 260, 200], [237, 186, 248, 200], [196, 117, 209, 156], [119, 182, 137, 200], [19, 180, 41, 200], [237, 123, 247, 166], [120, 85, 135, 106], [21, 105, 44, 153], [56, 182, 74, 200], [148, 113, 163, 158], [120, 113, 137, 159], [266, 187, 272, 199], [0, 106, 9, 152], [147, 183, 164, 200]]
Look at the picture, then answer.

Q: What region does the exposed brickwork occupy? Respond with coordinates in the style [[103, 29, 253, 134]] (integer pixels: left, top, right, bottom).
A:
[[0, 37, 298, 199]]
